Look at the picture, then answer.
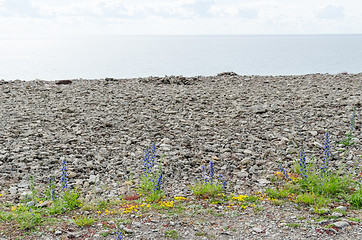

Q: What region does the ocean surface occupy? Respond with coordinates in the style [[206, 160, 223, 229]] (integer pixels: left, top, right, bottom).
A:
[[1, 34, 361, 81]]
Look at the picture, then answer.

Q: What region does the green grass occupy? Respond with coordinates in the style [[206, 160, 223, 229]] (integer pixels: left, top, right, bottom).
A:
[[349, 189, 362, 209], [189, 182, 224, 198], [267, 125, 361, 211], [348, 217, 361, 223], [165, 230, 179, 239], [0, 211, 13, 221], [286, 223, 301, 228], [15, 211, 43, 230], [253, 206, 265, 214], [137, 149, 165, 202], [195, 232, 207, 237], [73, 215, 95, 227]]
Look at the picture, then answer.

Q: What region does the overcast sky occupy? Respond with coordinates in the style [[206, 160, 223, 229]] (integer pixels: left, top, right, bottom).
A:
[[0, 0, 361, 35]]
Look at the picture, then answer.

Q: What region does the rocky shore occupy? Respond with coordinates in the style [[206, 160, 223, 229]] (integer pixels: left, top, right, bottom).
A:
[[1, 73, 362, 239], [1, 73, 361, 200]]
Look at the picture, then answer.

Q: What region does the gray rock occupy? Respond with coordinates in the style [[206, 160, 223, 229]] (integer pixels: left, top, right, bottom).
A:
[[20, 191, 33, 200], [17, 181, 29, 188], [309, 131, 318, 136], [9, 187, 17, 195], [89, 175, 98, 184], [68, 171, 77, 178], [133, 222, 142, 228], [335, 206, 347, 211], [314, 142, 323, 148], [124, 227, 134, 234], [244, 149, 254, 155], [333, 221, 350, 229], [26, 200, 37, 207], [252, 227, 263, 233], [258, 179, 271, 185], [99, 230, 110, 235], [331, 212, 343, 217], [240, 158, 252, 165], [54, 230, 62, 236], [237, 171, 249, 178]]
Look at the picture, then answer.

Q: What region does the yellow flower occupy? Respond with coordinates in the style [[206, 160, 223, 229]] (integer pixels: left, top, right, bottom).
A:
[[174, 196, 187, 200]]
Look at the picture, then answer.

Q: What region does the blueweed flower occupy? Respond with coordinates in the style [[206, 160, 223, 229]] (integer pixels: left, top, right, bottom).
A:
[[321, 131, 331, 173], [143, 148, 151, 174], [143, 144, 157, 175], [49, 177, 57, 200], [154, 173, 163, 191], [60, 159, 68, 191], [150, 143, 156, 167], [115, 229, 123, 240], [299, 149, 308, 178], [222, 181, 227, 190], [210, 161, 215, 180], [201, 166, 208, 184], [279, 163, 291, 181], [217, 174, 227, 189]]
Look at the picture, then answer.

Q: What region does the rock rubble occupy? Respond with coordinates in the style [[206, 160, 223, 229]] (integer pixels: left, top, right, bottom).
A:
[[0, 73, 361, 201]]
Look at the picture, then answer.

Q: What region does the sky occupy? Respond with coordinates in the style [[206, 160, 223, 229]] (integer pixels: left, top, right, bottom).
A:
[[0, 0, 361, 35]]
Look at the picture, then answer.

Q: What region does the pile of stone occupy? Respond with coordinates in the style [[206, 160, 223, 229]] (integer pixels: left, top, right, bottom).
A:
[[0, 73, 361, 201]]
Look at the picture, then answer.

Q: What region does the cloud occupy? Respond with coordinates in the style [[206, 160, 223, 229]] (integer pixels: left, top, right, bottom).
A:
[[316, 5, 345, 19], [211, 5, 258, 19], [182, 0, 215, 17], [237, 8, 258, 19], [0, 0, 40, 17]]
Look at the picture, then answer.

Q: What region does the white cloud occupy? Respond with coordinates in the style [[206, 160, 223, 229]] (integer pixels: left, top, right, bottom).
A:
[[0, 0, 40, 17], [182, 0, 215, 17], [0, 0, 361, 34], [316, 5, 345, 19], [210, 5, 258, 19]]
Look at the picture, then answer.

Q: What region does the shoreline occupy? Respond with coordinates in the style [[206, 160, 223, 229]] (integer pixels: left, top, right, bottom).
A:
[[0, 72, 361, 239], [1, 71, 362, 82], [1, 73, 361, 194]]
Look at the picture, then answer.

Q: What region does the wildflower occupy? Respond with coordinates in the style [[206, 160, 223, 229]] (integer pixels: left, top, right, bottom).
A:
[[154, 172, 163, 191], [223, 180, 227, 190], [299, 149, 308, 178], [201, 166, 208, 184], [150, 143, 156, 167], [60, 159, 68, 191], [116, 228, 123, 240], [279, 163, 291, 181], [174, 196, 188, 200], [49, 177, 57, 200], [210, 161, 215, 180]]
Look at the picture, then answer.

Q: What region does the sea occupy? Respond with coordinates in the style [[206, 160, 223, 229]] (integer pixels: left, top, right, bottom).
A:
[[1, 34, 361, 81]]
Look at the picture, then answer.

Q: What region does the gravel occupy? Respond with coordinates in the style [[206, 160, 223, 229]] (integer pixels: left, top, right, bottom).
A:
[[0, 73, 361, 239]]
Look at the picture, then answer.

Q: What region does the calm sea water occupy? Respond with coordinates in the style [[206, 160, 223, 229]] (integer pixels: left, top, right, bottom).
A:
[[0, 34, 361, 80]]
